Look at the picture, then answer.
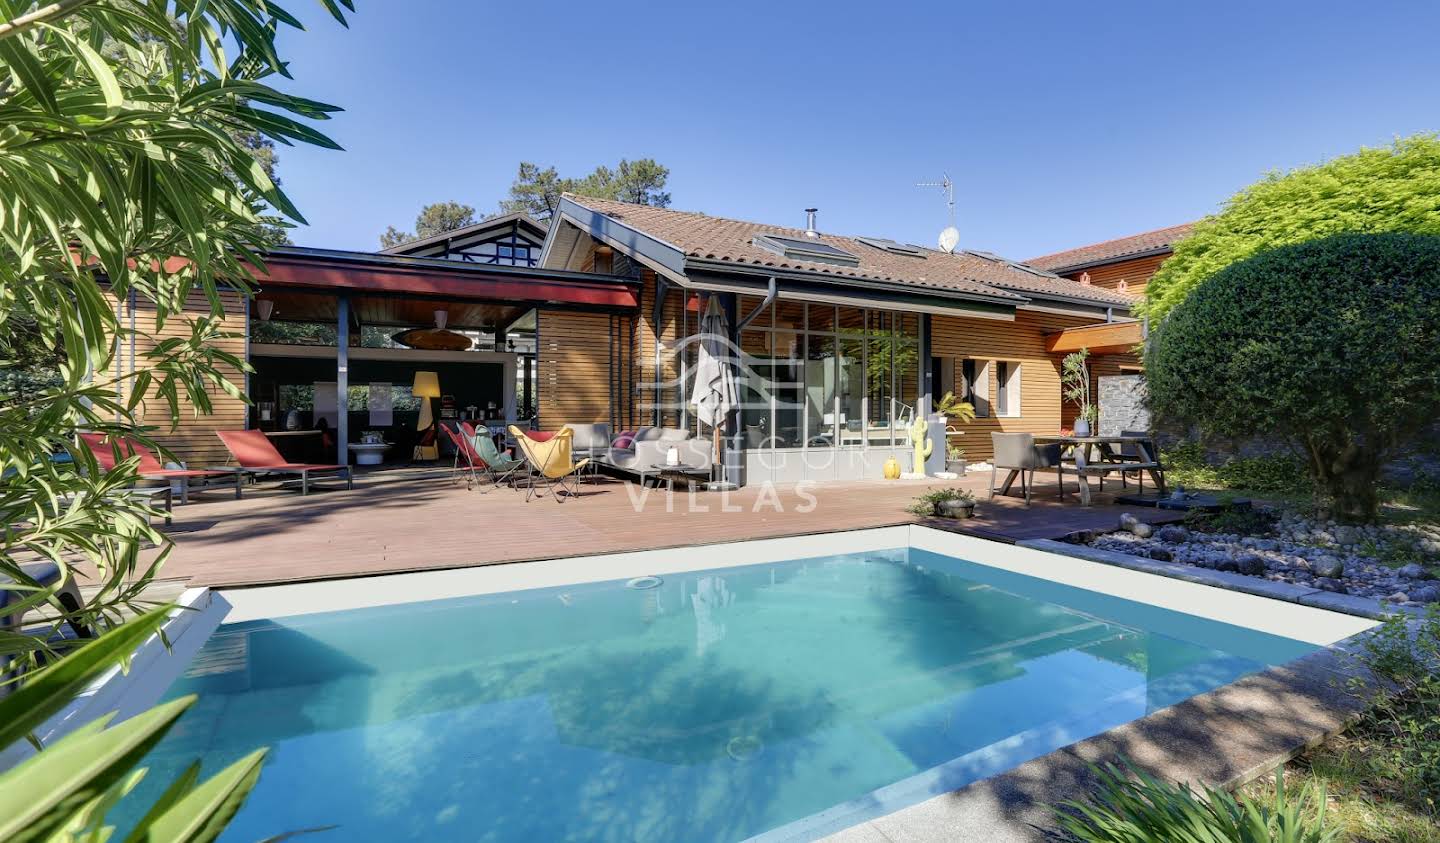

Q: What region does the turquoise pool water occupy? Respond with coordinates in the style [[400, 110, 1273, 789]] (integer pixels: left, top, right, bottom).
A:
[[125, 548, 1315, 842]]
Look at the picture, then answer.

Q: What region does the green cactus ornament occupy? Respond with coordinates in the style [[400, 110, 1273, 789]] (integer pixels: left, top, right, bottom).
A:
[[908, 416, 932, 475]]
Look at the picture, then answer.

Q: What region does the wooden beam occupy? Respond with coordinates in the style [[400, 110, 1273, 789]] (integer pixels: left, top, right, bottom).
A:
[[1044, 321, 1143, 354]]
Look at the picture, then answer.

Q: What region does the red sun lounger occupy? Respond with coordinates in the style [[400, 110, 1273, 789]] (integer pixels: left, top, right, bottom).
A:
[[215, 430, 354, 498], [77, 432, 231, 504]]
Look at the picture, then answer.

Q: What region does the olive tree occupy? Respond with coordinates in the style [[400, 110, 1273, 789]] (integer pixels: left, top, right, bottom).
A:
[[1146, 234, 1440, 522]]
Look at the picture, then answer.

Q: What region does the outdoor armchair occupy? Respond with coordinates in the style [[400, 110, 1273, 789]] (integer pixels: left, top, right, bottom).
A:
[[470, 429, 526, 490], [442, 425, 484, 489], [989, 432, 1064, 506], [508, 425, 589, 503]]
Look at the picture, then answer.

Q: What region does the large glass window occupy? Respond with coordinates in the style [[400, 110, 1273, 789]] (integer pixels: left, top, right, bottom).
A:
[[726, 302, 922, 451]]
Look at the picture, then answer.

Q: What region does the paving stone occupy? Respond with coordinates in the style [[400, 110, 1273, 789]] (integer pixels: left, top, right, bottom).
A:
[[814, 821, 895, 843], [1296, 590, 1390, 619]]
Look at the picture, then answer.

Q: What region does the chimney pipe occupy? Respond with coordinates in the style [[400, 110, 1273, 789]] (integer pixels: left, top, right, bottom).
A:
[[804, 208, 818, 238]]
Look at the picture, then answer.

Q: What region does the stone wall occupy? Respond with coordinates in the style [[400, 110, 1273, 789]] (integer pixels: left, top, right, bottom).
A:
[[1098, 374, 1148, 436]]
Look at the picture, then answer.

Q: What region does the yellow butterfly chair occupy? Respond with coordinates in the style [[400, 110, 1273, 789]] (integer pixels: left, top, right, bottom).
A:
[[508, 425, 590, 503]]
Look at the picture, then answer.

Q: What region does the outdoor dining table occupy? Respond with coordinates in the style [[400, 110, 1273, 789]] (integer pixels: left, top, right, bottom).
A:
[[1032, 434, 1167, 507]]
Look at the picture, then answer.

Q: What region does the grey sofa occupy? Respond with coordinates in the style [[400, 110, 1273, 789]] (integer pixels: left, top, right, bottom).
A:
[[601, 427, 713, 478]]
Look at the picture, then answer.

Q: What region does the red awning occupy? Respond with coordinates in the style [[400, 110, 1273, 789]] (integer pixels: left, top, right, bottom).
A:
[[251, 247, 639, 310]]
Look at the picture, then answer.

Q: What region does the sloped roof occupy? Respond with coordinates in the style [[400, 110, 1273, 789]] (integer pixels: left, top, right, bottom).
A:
[[564, 195, 1137, 307], [1025, 222, 1195, 273], [380, 211, 547, 256]]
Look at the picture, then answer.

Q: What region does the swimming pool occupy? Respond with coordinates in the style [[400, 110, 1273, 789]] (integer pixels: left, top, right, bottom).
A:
[[116, 529, 1364, 842]]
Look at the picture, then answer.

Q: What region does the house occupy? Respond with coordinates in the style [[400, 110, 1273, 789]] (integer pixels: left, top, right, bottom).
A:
[[116, 197, 1146, 484], [538, 195, 1142, 482], [380, 211, 547, 267], [1024, 222, 1193, 297]]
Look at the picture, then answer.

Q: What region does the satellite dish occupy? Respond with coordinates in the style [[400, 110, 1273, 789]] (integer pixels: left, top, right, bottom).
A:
[[938, 225, 960, 254]]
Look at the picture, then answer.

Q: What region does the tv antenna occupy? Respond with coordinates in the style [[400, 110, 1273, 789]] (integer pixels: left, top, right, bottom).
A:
[[918, 173, 960, 253]]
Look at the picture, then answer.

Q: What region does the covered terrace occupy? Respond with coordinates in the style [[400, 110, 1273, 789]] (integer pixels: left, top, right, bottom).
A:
[[246, 247, 638, 466]]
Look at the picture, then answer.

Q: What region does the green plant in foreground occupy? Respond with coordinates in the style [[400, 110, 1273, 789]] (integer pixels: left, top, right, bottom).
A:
[[1344, 606, 1440, 814], [0, 608, 266, 843], [1056, 761, 1339, 843]]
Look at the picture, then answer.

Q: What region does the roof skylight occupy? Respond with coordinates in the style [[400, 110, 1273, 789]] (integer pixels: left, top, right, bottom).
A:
[[752, 234, 860, 267], [856, 236, 926, 258]]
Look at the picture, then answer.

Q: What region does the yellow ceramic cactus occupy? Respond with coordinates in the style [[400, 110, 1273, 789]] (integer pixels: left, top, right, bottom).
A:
[[908, 416, 932, 475]]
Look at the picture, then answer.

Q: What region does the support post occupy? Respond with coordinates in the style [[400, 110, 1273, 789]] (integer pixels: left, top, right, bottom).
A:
[[722, 292, 744, 488], [336, 294, 350, 468]]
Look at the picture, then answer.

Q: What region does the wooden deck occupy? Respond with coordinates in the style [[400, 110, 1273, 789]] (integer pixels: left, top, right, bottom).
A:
[[118, 467, 1182, 589]]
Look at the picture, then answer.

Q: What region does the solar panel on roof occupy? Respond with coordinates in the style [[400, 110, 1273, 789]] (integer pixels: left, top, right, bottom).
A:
[[855, 236, 926, 258], [751, 234, 860, 267]]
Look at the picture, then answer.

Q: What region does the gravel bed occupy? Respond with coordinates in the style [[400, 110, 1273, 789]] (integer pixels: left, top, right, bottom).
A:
[[1087, 511, 1440, 606]]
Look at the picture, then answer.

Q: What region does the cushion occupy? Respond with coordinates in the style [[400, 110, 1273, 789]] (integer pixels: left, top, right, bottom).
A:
[[657, 428, 691, 441], [612, 433, 636, 450], [633, 427, 665, 442], [528, 430, 556, 443]]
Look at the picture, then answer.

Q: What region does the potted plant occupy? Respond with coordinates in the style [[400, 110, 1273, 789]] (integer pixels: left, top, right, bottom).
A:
[[946, 443, 967, 474], [1061, 348, 1099, 437], [934, 391, 977, 426], [907, 487, 977, 519], [934, 390, 975, 473], [936, 488, 976, 518]]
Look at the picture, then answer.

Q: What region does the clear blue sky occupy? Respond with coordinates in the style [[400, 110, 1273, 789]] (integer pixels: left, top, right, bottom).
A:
[[271, 0, 1440, 260]]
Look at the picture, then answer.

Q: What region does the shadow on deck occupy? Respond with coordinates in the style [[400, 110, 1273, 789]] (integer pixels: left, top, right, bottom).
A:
[[113, 466, 1183, 589]]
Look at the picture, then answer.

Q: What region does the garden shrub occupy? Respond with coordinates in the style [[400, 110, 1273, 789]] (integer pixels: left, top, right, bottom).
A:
[[1345, 606, 1440, 813], [1141, 134, 1440, 321], [1147, 234, 1440, 523], [1162, 441, 1310, 496]]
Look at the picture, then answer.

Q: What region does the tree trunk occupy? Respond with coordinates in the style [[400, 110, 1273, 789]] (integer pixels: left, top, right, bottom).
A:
[[1308, 438, 1382, 523]]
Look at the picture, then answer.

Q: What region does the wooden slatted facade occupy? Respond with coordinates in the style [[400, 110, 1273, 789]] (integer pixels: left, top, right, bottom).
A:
[[107, 288, 249, 468], [1062, 252, 1168, 295], [929, 310, 1140, 461], [536, 309, 635, 431], [634, 269, 684, 428]]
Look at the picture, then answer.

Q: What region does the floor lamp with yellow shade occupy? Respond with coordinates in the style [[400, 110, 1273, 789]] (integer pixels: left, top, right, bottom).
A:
[[412, 370, 441, 461]]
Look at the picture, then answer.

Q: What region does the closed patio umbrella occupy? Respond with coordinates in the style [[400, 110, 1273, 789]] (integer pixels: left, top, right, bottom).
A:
[[690, 295, 738, 485]]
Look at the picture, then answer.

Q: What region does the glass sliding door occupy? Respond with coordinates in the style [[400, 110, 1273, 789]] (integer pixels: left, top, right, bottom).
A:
[[804, 331, 836, 447], [771, 331, 803, 448], [837, 335, 864, 446]]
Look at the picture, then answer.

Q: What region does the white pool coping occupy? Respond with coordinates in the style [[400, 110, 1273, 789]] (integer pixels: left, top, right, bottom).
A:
[[0, 586, 230, 771], [222, 525, 1372, 647]]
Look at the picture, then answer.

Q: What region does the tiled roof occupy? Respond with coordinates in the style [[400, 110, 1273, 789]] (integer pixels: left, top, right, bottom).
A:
[[565, 195, 1137, 307], [1024, 223, 1195, 272]]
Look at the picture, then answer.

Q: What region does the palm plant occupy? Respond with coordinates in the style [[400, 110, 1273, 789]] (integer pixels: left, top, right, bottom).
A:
[[933, 390, 976, 423], [0, 0, 351, 837]]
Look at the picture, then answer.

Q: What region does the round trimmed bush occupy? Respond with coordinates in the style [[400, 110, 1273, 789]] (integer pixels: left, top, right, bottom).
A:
[[1146, 233, 1440, 522]]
